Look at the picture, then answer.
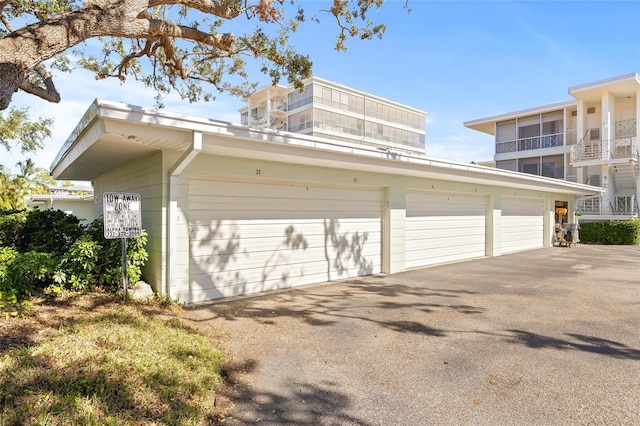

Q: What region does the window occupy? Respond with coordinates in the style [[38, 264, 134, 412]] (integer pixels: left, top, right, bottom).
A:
[[496, 160, 517, 171], [497, 120, 516, 142], [522, 164, 539, 175]]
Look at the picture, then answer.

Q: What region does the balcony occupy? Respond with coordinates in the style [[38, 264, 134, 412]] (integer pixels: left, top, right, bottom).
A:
[[571, 136, 638, 163], [496, 132, 565, 154]]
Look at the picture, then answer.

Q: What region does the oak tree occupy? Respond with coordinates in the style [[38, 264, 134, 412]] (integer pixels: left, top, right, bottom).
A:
[[0, 0, 398, 111]]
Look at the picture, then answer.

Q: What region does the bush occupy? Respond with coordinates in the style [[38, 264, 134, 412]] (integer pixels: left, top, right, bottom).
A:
[[0, 210, 149, 297], [0, 247, 19, 306], [1, 249, 57, 308], [0, 210, 27, 248], [84, 219, 149, 288], [579, 220, 640, 245], [56, 236, 102, 291], [13, 209, 85, 256]]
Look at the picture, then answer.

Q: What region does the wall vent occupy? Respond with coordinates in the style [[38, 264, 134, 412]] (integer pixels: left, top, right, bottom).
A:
[[587, 107, 596, 114], [571, 111, 577, 116]]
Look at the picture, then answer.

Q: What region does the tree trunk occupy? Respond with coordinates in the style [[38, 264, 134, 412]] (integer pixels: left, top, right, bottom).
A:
[[0, 0, 147, 110], [0, 62, 26, 110]]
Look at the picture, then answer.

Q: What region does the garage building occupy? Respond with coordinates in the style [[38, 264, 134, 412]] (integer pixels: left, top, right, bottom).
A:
[[51, 100, 601, 304]]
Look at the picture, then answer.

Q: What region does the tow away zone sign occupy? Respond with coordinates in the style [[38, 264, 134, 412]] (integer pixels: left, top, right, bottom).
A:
[[103, 192, 142, 239]]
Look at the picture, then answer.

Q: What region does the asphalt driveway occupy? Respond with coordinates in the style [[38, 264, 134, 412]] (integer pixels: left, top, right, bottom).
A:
[[184, 244, 640, 425]]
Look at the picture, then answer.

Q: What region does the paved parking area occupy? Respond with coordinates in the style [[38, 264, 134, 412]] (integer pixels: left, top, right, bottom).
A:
[[185, 244, 640, 425]]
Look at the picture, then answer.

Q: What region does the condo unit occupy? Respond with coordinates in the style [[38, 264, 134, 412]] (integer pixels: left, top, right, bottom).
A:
[[465, 73, 640, 220], [239, 76, 426, 156]]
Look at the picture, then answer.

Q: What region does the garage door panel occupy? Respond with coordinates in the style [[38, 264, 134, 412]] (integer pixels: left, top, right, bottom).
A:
[[406, 192, 486, 269], [191, 236, 381, 273], [188, 179, 382, 301], [189, 220, 381, 254], [190, 266, 355, 301], [500, 197, 544, 253]]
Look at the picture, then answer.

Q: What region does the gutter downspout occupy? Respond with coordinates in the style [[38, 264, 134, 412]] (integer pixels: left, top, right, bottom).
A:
[[166, 131, 202, 300]]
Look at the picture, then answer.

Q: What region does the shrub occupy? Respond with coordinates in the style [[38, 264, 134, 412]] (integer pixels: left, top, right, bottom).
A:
[[0, 210, 148, 296], [0, 211, 149, 298], [56, 236, 102, 291], [13, 209, 85, 256], [82, 219, 149, 289], [579, 220, 640, 245], [1, 250, 57, 305], [0, 247, 19, 306], [0, 210, 27, 248]]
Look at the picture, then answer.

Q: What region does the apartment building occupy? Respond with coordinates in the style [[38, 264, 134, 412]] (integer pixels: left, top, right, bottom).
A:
[[239, 76, 426, 156], [465, 73, 640, 220]]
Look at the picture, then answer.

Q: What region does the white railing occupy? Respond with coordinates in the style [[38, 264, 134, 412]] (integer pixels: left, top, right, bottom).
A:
[[496, 132, 564, 153], [578, 196, 601, 214], [270, 100, 287, 112], [615, 119, 636, 138], [578, 195, 638, 216], [612, 196, 638, 216], [572, 136, 638, 162]]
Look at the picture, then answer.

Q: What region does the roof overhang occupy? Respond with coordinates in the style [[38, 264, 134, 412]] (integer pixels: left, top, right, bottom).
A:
[[51, 99, 602, 197], [569, 72, 640, 103], [464, 100, 577, 136]]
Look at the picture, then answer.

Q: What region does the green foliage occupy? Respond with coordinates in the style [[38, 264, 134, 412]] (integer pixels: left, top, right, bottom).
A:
[[10, 250, 57, 290], [0, 107, 53, 153], [578, 220, 640, 245], [1, 250, 57, 308], [0, 210, 27, 247], [13, 208, 84, 256], [57, 236, 101, 291], [0, 160, 54, 209], [0, 247, 19, 306], [0, 210, 149, 300], [85, 219, 149, 287], [1, 0, 402, 109]]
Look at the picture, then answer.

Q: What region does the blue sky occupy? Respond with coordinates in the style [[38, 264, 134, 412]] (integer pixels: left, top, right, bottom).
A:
[[3, 0, 640, 175]]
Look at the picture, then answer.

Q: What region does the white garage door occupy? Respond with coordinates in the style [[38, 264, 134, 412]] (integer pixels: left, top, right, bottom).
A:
[[188, 178, 382, 301], [500, 197, 545, 253], [406, 192, 486, 268]]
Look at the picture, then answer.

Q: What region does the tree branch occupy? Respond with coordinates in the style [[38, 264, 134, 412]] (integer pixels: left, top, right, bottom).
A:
[[17, 65, 61, 104], [147, 0, 245, 19]]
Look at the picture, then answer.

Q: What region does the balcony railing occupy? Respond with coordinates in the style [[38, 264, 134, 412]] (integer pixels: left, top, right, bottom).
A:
[[496, 132, 565, 154], [616, 119, 637, 138], [578, 196, 639, 217], [571, 136, 638, 162]]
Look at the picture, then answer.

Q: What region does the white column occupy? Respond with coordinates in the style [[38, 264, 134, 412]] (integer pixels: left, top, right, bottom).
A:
[[167, 131, 202, 300], [602, 92, 613, 142], [576, 100, 585, 184], [601, 164, 612, 214], [636, 88, 640, 209], [543, 198, 553, 247], [266, 88, 271, 129], [576, 100, 585, 140], [485, 194, 501, 257], [382, 187, 406, 274]]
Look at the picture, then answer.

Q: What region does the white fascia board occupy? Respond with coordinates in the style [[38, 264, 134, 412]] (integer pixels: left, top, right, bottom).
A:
[[464, 100, 577, 134], [568, 72, 640, 95]]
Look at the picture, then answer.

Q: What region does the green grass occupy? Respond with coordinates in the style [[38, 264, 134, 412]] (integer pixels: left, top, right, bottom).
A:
[[0, 300, 222, 425]]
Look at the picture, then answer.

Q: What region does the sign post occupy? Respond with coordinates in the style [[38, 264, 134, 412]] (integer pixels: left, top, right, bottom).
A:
[[103, 192, 142, 302]]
